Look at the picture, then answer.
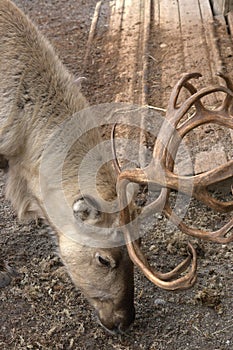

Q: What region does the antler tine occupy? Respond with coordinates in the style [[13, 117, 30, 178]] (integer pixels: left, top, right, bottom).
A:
[[183, 82, 206, 111], [217, 72, 233, 111], [193, 159, 233, 189], [182, 77, 209, 110], [157, 75, 198, 163], [125, 233, 197, 290], [178, 105, 233, 137], [111, 123, 121, 175], [170, 85, 233, 126], [217, 71, 233, 90], [119, 178, 197, 290], [183, 78, 232, 112], [195, 188, 233, 213], [128, 230, 194, 281], [140, 188, 168, 219], [167, 72, 202, 113], [164, 204, 233, 243], [172, 72, 233, 114]]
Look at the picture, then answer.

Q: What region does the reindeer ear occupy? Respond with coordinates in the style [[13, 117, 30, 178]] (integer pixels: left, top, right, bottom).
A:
[[73, 196, 102, 225]]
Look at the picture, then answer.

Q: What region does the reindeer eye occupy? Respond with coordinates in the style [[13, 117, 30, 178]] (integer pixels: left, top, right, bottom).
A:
[[98, 256, 111, 268], [96, 253, 111, 268]]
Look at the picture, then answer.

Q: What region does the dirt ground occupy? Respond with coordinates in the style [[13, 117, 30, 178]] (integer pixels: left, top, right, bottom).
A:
[[0, 0, 233, 349]]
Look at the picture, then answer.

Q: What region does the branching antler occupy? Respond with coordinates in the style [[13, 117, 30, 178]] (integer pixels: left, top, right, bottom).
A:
[[114, 73, 233, 291], [118, 178, 197, 290]]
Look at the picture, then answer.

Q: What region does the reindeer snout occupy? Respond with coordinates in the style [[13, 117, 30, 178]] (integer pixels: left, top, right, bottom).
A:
[[117, 306, 135, 333], [97, 305, 135, 334]]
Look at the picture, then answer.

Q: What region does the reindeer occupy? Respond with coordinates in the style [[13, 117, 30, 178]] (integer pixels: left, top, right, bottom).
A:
[[0, 0, 136, 333], [0, 0, 233, 334]]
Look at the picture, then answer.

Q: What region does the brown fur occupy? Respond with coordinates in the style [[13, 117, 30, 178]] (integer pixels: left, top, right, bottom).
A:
[[0, 0, 135, 333]]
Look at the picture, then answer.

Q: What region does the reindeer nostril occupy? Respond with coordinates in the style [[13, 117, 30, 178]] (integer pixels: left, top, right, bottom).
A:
[[97, 316, 134, 335], [97, 318, 119, 335], [96, 305, 135, 334], [115, 307, 135, 334]]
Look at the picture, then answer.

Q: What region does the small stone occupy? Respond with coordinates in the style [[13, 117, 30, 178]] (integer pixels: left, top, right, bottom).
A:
[[154, 298, 166, 306], [160, 43, 167, 48]]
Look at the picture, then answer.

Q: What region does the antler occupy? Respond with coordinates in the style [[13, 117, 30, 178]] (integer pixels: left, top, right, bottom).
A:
[[115, 73, 233, 290], [118, 178, 197, 290]]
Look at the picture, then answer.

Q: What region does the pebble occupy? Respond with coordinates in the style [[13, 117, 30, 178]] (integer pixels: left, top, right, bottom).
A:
[[154, 298, 166, 306]]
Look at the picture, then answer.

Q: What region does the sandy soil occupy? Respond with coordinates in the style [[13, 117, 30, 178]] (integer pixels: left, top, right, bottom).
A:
[[0, 1, 233, 349]]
